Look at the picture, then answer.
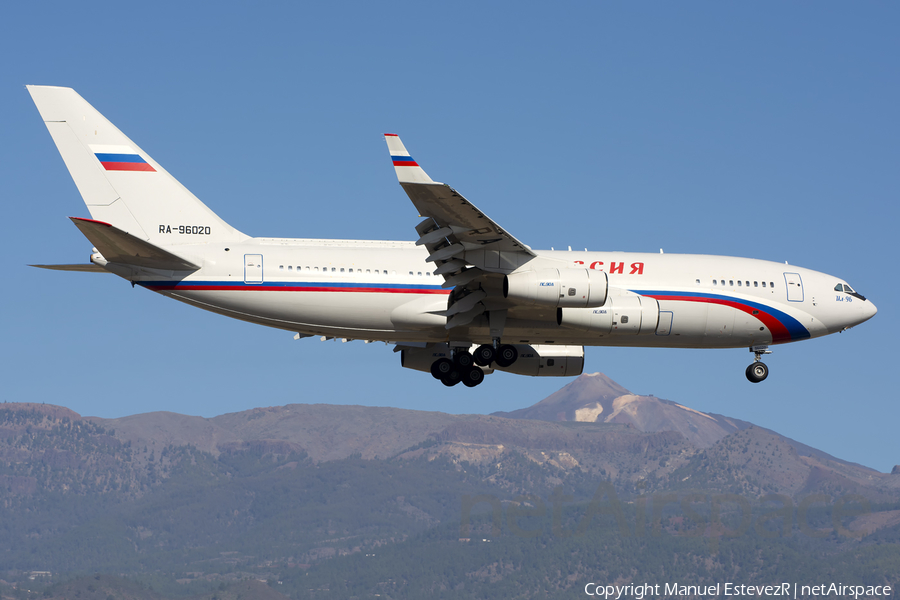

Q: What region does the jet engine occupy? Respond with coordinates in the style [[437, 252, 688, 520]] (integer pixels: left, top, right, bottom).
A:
[[557, 295, 660, 335], [491, 344, 584, 377], [503, 268, 608, 308], [400, 344, 453, 373]]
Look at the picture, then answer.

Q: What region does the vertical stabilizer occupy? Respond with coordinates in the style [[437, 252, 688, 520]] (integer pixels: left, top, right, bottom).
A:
[[28, 86, 247, 246]]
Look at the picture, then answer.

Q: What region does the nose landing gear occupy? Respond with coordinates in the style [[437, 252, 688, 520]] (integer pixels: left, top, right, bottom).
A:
[[746, 346, 771, 383]]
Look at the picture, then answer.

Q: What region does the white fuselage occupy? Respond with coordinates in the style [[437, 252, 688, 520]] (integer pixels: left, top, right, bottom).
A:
[[120, 238, 876, 349]]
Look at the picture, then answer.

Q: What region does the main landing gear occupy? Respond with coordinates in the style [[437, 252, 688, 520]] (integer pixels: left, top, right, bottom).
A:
[[430, 342, 518, 388], [746, 346, 771, 383]]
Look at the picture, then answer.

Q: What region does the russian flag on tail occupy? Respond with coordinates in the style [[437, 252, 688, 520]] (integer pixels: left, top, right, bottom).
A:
[[90, 144, 156, 172], [391, 156, 419, 167]]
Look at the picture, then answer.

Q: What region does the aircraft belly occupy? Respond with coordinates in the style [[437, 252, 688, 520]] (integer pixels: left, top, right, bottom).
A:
[[169, 289, 412, 331]]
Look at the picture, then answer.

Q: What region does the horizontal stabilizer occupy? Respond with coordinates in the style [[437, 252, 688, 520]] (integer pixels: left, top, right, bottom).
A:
[[70, 217, 199, 271], [29, 263, 109, 273]]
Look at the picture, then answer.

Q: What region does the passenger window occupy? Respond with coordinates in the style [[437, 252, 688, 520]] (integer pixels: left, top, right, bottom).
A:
[[279, 265, 284, 270], [409, 271, 414, 276], [737, 281, 742, 286], [746, 281, 750, 287], [331, 267, 336, 272], [696, 279, 700, 285], [366, 269, 370, 274], [417, 272, 422, 276], [713, 280, 717, 285], [754, 281, 758, 287], [770, 282, 774, 288], [762, 282, 766, 288], [729, 280, 733, 286]]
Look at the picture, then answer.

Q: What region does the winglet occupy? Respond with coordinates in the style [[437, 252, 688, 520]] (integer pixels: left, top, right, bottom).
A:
[[384, 134, 436, 184]]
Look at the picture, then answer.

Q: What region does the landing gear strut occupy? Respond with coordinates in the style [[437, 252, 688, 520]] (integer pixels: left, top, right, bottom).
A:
[[746, 346, 771, 383]]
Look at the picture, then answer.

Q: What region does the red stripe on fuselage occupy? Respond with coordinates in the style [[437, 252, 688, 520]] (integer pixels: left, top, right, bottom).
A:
[[146, 284, 450, 294], [645, 294, 792, 343]]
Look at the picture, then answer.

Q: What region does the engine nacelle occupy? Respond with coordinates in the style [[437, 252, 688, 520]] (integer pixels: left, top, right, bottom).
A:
[[400, 344, 495, 375], [503, 268, 608, 308], [557, 295, 660, 335], [400, 344, 452, 373], [492, 344, 584, 377]]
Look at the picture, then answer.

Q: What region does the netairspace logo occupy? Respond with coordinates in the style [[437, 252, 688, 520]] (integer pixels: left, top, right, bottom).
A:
[[583, 582, 893, 599]]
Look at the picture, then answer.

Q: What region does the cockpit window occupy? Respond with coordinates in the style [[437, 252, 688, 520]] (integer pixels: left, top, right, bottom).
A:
[[837, 282, 867, 301]]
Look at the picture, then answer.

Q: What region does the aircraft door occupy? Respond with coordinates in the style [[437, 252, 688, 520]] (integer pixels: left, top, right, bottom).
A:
[[244, 254, 263, 284], [784, 272, 803, 302], [656, 311, 673, 336]]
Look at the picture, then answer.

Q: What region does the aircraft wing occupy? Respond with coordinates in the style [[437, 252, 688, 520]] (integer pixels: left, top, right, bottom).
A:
[[385, 135, 538, 330], [384, 135, 535, 268]]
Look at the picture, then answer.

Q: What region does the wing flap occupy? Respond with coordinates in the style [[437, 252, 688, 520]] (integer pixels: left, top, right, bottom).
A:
[[70, 217, 200, 271], [400, 182, 533, 255]]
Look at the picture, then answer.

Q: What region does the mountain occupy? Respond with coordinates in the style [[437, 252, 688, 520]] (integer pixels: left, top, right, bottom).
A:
[[490, 373, 900, 500], [493, 372, 752, 448], [493, 372, 875, 468], [33, 575, 290, 600], [1, 373, 899, 598], [92, 404, 466, 461]]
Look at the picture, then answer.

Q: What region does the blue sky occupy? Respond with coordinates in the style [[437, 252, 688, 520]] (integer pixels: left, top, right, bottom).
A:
[[2, 2, 897, 472]]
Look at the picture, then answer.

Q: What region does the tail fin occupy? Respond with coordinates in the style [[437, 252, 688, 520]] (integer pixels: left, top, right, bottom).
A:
[[27, 86, 247, 246]]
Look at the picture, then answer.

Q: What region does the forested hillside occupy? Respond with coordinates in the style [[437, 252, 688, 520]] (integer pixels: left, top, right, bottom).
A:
[[1, 382, 898, 599]]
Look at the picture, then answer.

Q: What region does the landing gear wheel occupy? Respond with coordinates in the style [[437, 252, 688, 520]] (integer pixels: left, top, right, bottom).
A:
[[431, 358, 454, 380], [441, 369, 462, 387], [454, 350, 474, 368], [746, 362, 769, 383], [494, 344, 518, 368], [473, 344, 496, 366], [461, 366, 485, 388]]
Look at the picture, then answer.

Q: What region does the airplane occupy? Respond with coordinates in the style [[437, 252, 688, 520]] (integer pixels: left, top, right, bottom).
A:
[[27, 86, 877, 388]]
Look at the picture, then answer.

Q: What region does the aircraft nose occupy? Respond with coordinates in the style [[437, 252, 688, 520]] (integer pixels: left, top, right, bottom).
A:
[[861, 298, 877, 323]]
